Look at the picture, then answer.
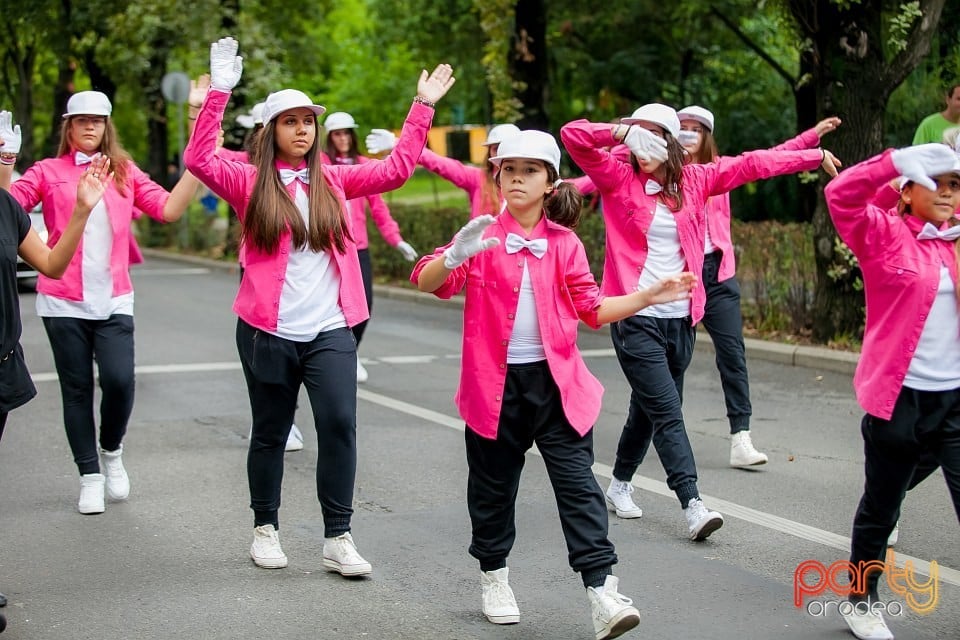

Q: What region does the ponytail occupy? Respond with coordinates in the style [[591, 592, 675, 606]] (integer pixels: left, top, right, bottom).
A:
[[544, 168, 583, 230]]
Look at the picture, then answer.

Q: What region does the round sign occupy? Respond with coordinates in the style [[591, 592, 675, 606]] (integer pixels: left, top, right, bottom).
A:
[[161, 72, 191, 104]]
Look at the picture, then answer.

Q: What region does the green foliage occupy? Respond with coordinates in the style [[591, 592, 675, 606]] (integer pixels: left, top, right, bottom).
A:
[[888, 1, 923, 54], [475, 0, 523, 123]]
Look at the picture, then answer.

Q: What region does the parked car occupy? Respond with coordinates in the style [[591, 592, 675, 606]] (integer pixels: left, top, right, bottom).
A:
[[12, 171, 46, 292]]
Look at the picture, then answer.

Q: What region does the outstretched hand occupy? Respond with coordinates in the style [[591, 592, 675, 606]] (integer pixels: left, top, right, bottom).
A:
[[416, 64, 456, 104], [815, 117, 841, 138], [643, 272, 698, 305], [0, 111, 22, 154], [443, 214, 499, 269], [820, 149, 842, 178], [76, 154, 111, 210], [210, 37, 243, 91]]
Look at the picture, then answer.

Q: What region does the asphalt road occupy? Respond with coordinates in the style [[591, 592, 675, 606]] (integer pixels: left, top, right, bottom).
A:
[[1, 254, 956, 640]]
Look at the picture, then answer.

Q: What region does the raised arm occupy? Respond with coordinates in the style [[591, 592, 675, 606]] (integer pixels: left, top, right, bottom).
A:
[[560, 120, 636, 193]]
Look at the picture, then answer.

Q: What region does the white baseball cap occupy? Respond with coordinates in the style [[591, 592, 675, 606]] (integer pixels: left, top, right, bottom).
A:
[[677, 105, 715, 133], [62, 91, 112, 119], [236, 102, 266, 129], [622, 103, 681, 139], [482, 124, 522, 146], [324, 112, 358, 132], [261, 89, 326, 124], [489, 129, 561, 173]]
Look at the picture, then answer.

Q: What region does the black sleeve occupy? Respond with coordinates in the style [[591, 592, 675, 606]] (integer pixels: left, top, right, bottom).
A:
[[3, 191, 31, 245]]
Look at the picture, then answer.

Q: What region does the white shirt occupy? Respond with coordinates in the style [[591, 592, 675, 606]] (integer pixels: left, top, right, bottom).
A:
[[905, 264, 960, 390], [637, 202, 690, 318], [36, 198, 134, 319], [273, 185, 347, 341], [507, 259, 546, 363]]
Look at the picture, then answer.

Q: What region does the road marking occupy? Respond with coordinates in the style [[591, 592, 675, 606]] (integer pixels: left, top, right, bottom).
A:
[[357, 386, 960, 588], [29, 359, 958, 587], [132, 267, 212, 276]]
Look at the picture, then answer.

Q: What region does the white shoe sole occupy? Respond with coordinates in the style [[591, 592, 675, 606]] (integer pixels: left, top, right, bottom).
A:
[[596, 607, 640, 640], [78, 504, 105, 515], [250, 553, 288, 569], [605, 497, 643, 519], [484, 612, 519, 625], [690, 515, 724, 541], [323, 558, 372, 576], [106, 484, 129, 501], [730, 455, 768, 468]]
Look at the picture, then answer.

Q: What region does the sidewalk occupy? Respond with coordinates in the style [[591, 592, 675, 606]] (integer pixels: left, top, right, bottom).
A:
[[141, 247, 859, 377]]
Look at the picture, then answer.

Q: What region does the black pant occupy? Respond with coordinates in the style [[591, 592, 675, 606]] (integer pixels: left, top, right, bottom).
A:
[[0, 411, 6, 443], [611, 316, 700, 506], [702, 251, 751, 433], [42, 315, 135, 475], [465, 361, 616, 580], [849, 386, 960, 599], [236, 320, 358, 537], [351, 249, 374, 346]]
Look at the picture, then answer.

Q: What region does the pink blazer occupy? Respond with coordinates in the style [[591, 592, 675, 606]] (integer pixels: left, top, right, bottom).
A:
[[418, 148, 501, 218]]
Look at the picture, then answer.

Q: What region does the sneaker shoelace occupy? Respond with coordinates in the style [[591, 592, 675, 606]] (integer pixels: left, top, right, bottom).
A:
[[486, 581, 516, 608]]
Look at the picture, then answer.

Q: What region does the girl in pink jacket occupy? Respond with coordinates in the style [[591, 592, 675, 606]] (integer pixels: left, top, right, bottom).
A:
[[413, 129, 696, 640], [676, 106, 842, 469], [0, 91, 201, 516], [323, 111, 417, 383], [184, 37, 454, 577], [824, 143, 960, 640], [561, 104, 836, 542]]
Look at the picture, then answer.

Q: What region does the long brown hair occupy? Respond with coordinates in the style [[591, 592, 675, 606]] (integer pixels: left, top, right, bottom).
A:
[[58, 117, 132, 195], [244, 122, 351, 255], [480, 147, 500, 213], [688, 129, 719, 164], [630, 132, 686, 212]]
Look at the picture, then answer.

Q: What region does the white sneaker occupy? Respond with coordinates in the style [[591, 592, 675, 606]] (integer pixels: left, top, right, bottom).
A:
[[285, 423, 304, 452], [887, 521, 899, 547], [586, 575, 640, 640], [250, 524, 288, 569], [78, 473, 105, 514], [480, 567, 520, 624], [605, 479, 643, 519], [100, 445, 130, 500], [356, 355, 369, 384], [730, 431, 768, 467], [684, 498, 724, 541], [840, 606, 894, 640], [323, 532, 372, 576]]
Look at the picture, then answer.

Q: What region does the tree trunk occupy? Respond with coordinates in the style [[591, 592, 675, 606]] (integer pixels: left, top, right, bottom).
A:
[[511, 0, 548, 130], [787, 0, 946, 342]]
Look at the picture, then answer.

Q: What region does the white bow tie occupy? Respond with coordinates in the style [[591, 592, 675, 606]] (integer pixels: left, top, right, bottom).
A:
[[504, 232, 548, 259], [916, 222, 960, 241], [75, 151, 99, 166], [279, 168, 310, 186], [644, 180, 662, 196]]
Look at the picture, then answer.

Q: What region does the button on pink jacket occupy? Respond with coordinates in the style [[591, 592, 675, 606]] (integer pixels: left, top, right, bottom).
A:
[[10, 155, 171, 301], [560, 120, 824, 324], [410, 212, 604, 439], [824, 150, 958, 420], [184, 88, 432, 333]]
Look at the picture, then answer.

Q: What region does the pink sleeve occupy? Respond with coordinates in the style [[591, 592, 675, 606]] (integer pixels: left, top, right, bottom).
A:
[[335, 102, 433, 200], [9, 163, 44, 211], [703, 148, 825, 197], [566, 175, 596, 196], [183, 89, 255, 215], [409, 242, 466, 299], [560, 120, 635, 193], [564, 239, 603, 329], [824, 150, 899, 256], [419, 148, 483, 193], [773, 128, 820, 152], [129, 163, 172, 223], [218, 148, 249, 164], [366, 193, 402, 246]]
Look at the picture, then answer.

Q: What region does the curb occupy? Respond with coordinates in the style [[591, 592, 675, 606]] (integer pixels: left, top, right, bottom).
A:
[[139, 248, 859, 377]]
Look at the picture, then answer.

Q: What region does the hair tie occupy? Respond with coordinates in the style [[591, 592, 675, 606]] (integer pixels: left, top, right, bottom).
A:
[[553, 179, 563, 188]]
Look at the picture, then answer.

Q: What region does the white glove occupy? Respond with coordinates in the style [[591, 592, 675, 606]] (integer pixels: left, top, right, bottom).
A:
[[891, 143, 960, 191], [442, 215, 500, 268], [209, 37, 243, 91], [396, 240, 418, 262], [624, 126, 668, 163], [365, 129, 397, 154], [0, 111, 22, 154], [676, 131, 699, 147]]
